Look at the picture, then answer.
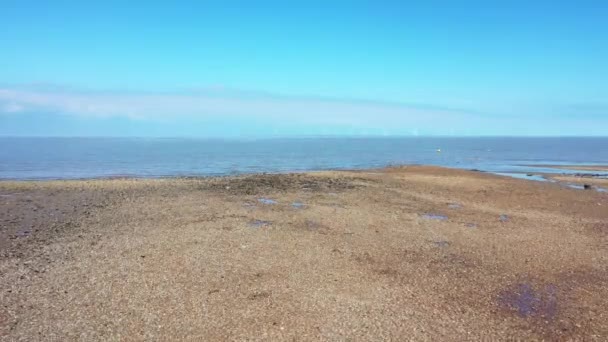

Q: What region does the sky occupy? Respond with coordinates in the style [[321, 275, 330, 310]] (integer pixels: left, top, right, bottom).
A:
[[0, 0, 607, 137]]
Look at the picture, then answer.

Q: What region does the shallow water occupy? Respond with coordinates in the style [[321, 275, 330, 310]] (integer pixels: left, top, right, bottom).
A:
[[566, 184, 586, 190], [434, 240, 450, 247], [1, 137, 608, 180], [494, 172, 549, 182], [291, 202, 305, 209], [258, 198, 277, 205], [249, 219, 272, 228], [499, 283, 558, 319], [422, 213, 448, 221]]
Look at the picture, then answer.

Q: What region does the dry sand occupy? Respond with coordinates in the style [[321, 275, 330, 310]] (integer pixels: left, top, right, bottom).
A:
[[1, 166, 607, 341]]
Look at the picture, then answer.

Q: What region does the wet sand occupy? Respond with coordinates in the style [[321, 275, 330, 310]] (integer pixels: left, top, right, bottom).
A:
[[1, 166, 608, 340], [525, 164, 608, 172], [548, 175, 608, 188]]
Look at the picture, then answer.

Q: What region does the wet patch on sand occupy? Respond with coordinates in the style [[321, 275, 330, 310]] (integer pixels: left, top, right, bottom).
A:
[[433, 240, 450, 247], [258, 198, 277, 205], [566, 184, 587, 190], [0, 188, 112, 259], [249, 220, 272, 228], [205, 173, 360, 195], [561, 182, 608, 192], [301, 220, 329, 234], [0, 193, 22, 198], [12, 229, 31, 238], [422, 213, 448, 221], [247, 290, 271, 300], [499, 283, 558, 320], [495, 172, 549, 182], [291, 201, 305, 209]]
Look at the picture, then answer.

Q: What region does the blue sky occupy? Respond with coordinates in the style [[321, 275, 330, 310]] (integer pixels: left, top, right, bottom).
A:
[[1, 0, 607, 136]]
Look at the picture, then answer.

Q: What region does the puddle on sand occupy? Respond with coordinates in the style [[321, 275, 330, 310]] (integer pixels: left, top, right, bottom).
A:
[[565, 183, 608, 193], [499, 214, 509, 222], [14, 229, 31, 238], [434, 240, 450, 247], [258, 198, 277, 205], [494, 172, 549, 182], [422, 213, 448, 221], [249, 220, 272, 228], [448, 203, 462, 209], [0, 192, 23, 198], [305, 220, 321, 230], [566, 183, 587, 190], [291, 202, 305, 209], [499, 283, 557, 319]]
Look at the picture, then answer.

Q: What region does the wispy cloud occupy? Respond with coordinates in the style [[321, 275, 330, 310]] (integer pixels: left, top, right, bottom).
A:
[[1, 84, 606, 136], [1, 102, 24, 113], [0, 85, 473, 131]]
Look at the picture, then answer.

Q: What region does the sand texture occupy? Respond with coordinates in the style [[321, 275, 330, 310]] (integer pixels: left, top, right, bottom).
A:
[[1, 166, 607, 341]]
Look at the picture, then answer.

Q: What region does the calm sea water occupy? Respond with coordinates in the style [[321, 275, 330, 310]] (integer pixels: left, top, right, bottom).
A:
[[1, 137, 607, 180]]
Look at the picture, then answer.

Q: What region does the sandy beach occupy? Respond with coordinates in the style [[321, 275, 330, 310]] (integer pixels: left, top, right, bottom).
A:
[[1, 166, 607, 340]]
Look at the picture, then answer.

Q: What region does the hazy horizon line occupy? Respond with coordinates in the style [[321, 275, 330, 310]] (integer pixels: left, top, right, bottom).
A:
[[2, 134, 608, 139]]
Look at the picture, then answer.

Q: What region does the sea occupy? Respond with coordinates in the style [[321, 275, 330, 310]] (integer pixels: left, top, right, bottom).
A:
[[1, 137, 608, 180]]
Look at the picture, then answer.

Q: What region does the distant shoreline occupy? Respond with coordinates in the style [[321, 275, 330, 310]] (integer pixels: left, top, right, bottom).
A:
[[2, 137, 608, 181], [522, 164, 608, 172], [2, 163, 608, 182]]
